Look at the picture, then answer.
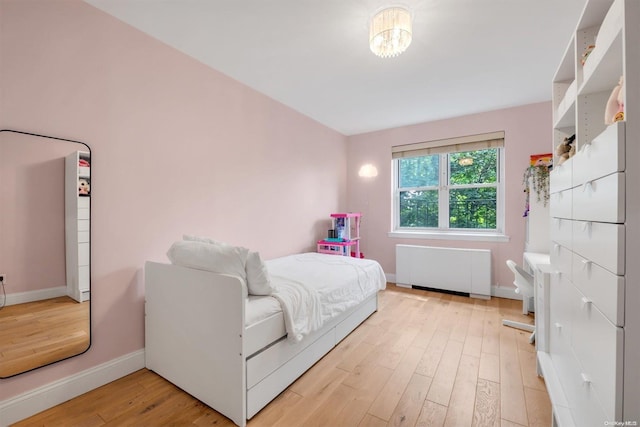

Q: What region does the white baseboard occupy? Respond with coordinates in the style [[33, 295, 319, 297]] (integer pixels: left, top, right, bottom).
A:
[[0, 349, 145, 427], [386, 274, 519, 301], [4, 286, 67, 306], [492, 285, 520, 300]]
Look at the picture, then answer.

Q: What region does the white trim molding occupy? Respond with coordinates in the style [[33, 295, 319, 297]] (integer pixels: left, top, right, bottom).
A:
[[388, 278, 519, 301], [388, 230, 510, 242], [4, 286, 67, 306], [491, 285, 520, 300], [0, 350, 145, 427]]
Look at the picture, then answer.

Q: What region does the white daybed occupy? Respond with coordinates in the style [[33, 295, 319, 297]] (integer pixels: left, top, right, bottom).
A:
[[144, 252, 386, 427]]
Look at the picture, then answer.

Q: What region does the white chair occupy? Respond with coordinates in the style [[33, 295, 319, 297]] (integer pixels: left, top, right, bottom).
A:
[[502, 259, 535, 343]]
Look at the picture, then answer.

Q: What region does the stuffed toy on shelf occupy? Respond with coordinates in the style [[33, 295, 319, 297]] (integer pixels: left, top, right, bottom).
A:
[[555, 134, 576, 166], [78, 178, 90, 196], [605, 76, 625, 125]]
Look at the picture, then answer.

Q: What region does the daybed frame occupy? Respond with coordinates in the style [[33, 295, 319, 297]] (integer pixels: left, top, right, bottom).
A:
[[144, 261, 379, 427]]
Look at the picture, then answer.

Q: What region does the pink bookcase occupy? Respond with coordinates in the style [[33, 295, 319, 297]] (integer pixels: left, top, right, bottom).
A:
[[317, 212, 362, 257]]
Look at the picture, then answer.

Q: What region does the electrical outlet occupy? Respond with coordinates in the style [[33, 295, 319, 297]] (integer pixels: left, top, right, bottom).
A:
[[0, 274, 5, 285]]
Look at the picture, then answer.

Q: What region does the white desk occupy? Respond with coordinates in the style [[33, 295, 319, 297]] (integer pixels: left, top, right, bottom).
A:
[[521, 252, 549, 313], [524, 252, 550, 375], [523, 252, 550, 274]]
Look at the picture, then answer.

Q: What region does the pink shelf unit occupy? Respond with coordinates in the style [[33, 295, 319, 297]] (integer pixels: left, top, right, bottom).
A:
[[317, 212, 362, 258]]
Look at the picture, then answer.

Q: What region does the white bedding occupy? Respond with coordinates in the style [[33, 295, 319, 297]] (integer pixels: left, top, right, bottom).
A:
[[265, 253, 387, 342], [245, 296, 281, 326]]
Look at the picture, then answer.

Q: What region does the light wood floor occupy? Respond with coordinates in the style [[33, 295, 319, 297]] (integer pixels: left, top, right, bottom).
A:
[[14, 285, 550, 427], [0, 296, 90, 378]]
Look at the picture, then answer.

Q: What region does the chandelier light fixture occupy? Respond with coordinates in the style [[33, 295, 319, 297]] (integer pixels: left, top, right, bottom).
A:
[[369, 6, 413, 58]]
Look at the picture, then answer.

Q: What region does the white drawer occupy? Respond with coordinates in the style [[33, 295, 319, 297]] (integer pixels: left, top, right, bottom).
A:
[[535, 266, 551, 353], [79, 242, 90, 266], [79, 265, 90, 291], [571, 288, 623, 421], [550, 217, 572, 250], [78, 231, 90, 243], [562, 349, 610, 427], [548, 276, 581, 417], [572, 253, 624, 327], [78, 196, 90, 209], [572, 122, 625, 187], [550, 188, 573, 219], [246, 326, 335, 392], [78, 219, 90, 232], [78, 208, 90, 220], [536, 293, 548, 352], [572, 172, 625, 223], [549, 273, 573, 364], [572, 221, 624, 275], [550, 160, 572, 193], [551, 243, 573, 282], [548, 283, 609, 426]]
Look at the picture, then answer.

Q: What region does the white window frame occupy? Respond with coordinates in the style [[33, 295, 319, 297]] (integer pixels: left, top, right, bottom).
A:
[[389, 132, 509, 242]]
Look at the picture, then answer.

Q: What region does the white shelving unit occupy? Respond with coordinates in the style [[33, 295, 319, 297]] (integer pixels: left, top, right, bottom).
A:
[[65, 150, 91, 303], [543, 1, 639, 426]]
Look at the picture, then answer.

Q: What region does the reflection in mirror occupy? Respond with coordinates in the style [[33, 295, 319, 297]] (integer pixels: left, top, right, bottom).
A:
[[0, 130, 91, 378]]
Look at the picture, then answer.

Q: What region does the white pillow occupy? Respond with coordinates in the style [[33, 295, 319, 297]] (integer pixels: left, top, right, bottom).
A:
[[245, 251, 273, 296], [167, 240, 249, 281], [178, 236, 273, 296], [183, 234, 226, 246]]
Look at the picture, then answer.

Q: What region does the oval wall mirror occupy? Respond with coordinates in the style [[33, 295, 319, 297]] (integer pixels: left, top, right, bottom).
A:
[[0, 129, 91, 378]]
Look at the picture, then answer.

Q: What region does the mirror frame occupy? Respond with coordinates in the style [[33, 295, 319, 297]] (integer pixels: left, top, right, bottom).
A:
[[0, 129, 91, 377]]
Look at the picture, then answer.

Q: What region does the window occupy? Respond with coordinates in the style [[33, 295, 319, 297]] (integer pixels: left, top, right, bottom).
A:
[[392, 132, 505, 237]]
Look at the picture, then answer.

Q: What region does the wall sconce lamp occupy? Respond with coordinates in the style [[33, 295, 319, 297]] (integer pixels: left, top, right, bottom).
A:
[[358, 164, 379, 178]]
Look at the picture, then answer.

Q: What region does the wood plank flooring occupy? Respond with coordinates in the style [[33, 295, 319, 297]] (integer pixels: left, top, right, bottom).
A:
[[0, 296, 90, 378], [13, 285, 550, 427]]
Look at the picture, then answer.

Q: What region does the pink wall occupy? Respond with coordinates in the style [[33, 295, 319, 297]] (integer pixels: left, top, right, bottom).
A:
[[0, 0, 346, 399], [346, 102, 552, 290], [0, 132, 74, 292]]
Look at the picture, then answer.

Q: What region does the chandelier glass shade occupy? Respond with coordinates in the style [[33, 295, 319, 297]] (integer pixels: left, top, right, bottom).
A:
[[369, 7, 412, 58]]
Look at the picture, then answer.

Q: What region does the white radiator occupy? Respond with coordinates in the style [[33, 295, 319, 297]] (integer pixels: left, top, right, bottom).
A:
[[395, 244, 491, 299]]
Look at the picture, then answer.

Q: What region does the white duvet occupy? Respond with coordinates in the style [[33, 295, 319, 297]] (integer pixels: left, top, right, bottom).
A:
[[265, 252, 387, 342]]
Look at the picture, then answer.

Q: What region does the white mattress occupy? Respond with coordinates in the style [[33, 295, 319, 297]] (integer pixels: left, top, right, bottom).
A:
[[266, 253, 387, 342], [244, 253, 386, 355], [246, 296, 282, 327]]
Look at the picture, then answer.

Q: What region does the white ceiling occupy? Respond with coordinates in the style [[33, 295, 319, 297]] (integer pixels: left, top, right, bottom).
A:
[[84, 0, 587, 136]]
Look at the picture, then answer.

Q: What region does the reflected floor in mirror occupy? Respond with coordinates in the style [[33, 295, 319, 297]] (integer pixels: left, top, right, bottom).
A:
[[0, 296, 90, 377]]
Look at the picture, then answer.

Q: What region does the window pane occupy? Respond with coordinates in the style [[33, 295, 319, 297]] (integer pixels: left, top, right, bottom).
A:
[[449, 149, 497, 185], [399, 190, 438, 227], [449, 187, 497, 229], [398, 155, 439, 188]]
